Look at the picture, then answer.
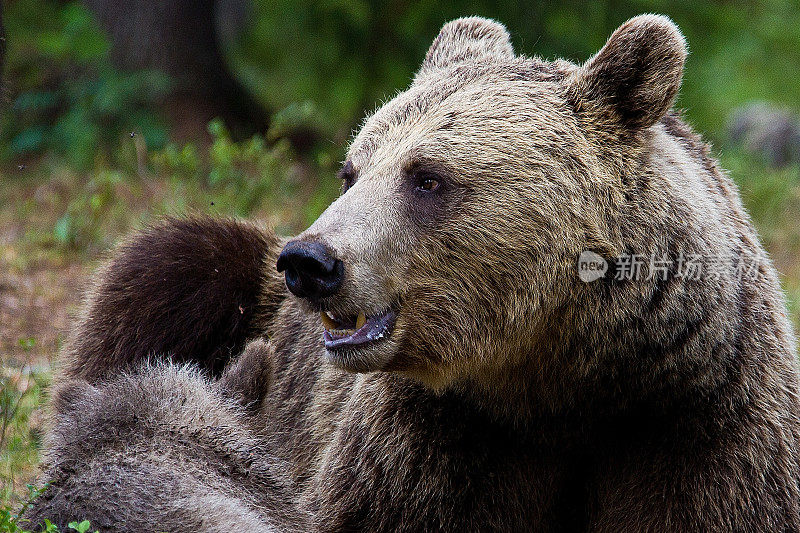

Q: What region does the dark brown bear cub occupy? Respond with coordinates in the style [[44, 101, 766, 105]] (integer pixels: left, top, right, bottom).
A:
[[29, 14, 800, 532]]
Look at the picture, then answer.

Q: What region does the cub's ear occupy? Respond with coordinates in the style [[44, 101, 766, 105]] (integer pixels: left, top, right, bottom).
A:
[[569, 14, 687, 130], [415, 17, 514, 81], [51, 380, 101, 415], [216, 338, 275, 411]]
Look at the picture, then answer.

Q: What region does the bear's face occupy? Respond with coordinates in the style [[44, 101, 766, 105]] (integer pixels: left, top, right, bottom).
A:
[[280, 16, 687, 388]]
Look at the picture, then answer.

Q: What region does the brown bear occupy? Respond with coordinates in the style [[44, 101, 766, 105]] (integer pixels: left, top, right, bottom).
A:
[[27, 341, 311, 532], [28, 14, 800, 532]]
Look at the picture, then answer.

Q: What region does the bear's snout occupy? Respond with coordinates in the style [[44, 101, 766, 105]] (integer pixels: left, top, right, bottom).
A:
[[277, 240, 344, 301]]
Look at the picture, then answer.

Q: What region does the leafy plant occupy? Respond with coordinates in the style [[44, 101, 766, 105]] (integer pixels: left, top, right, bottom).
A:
[[67, 521, 96, 533], [0, 481, 98, 533], [151, 117, 340, 223], [1, 0, 171, 169], [0, 484, 49, 533]]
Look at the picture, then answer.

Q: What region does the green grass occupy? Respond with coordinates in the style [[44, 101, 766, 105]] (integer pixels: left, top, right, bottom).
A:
[[1, 120, 340, 267], [0, 365, 51, 532], [0, 365, 48, 505]]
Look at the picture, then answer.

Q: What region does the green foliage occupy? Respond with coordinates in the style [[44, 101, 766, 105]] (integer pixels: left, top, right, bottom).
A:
[[66, 521, 95, 533], [1, 368, 49, 506], [151, 118, 294, 218], [48, 169, 130, 253], [1, 0, 171, 169], [265, 101, 328, 144], [0, 484, 49, 533], [230, 0, 800, 145], [0, 363, 96, 533], [0, 490, 96, 533], [17, 340, 36, 353], [151, 117, 340, 228], [0, 369, 96, 533], [4, 0, 800, 164], [6, 0, 800, 171]]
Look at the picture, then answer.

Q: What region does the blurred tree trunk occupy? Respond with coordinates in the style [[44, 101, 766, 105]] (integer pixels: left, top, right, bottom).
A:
[[83, 0, 267, 140], [0, 2, 5, 93]]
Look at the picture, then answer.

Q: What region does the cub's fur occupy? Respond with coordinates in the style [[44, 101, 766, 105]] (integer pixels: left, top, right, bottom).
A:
[[29, 341, 310, 532], [60, 217, 284, 382]]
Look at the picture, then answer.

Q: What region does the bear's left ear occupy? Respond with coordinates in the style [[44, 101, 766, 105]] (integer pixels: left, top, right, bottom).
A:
[[415, 17, 515, 82], [569, 14, 688, 130]]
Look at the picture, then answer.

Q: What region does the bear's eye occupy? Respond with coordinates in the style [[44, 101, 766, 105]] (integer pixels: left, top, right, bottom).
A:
[[415, 174, 441, 193], [337, 160, 356, 193]]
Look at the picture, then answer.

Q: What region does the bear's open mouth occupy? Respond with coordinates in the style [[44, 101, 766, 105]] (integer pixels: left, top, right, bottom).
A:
[[320, 309, 396, 349]]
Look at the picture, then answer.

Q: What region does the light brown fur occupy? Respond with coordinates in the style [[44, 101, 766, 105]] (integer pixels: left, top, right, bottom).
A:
[[29, 15, 800, 532]]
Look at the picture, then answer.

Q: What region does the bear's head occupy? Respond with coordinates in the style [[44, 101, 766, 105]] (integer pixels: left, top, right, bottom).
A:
[[278, 15, 688, 390]]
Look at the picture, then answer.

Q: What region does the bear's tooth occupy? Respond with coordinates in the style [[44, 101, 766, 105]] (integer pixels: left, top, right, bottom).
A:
[[356, 312, 366, 329], [320, 312, 337, 331]]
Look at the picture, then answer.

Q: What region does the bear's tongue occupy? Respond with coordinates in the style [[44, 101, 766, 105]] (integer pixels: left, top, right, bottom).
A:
[[320, 310, 396, 349]]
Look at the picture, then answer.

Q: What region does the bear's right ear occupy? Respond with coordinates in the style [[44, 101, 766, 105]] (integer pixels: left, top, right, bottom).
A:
[[568, 14, 688, 130], [414, 17, 514, 82]]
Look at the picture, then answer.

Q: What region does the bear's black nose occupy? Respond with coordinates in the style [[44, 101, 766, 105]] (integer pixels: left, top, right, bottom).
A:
[[277, 240, 343, 301]]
